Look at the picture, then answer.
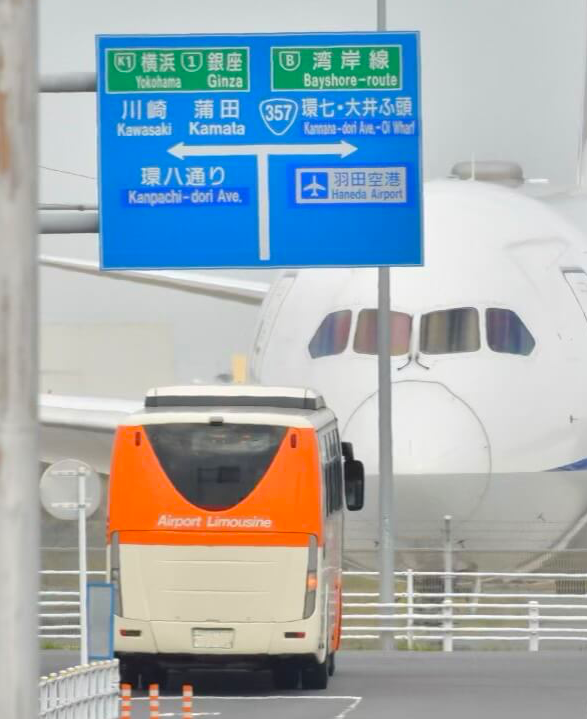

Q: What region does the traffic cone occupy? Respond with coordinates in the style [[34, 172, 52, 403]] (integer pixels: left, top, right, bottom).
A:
[[182, 684, 193, 718], [120, 683, 132, 719], [149, 683, 160, 719]]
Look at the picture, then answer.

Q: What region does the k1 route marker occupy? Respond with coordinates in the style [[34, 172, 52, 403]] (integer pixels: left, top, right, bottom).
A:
[[96, 32, 422, 269], [167, 139, 356, 260]]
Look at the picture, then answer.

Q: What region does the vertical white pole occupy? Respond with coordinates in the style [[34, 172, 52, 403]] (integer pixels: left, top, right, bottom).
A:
[[471, 573, 481, 614], [0, 0, 39, 717], [406, 568, 414, 650], [444, 515, 453, 597], [376, 0, 394, 651], [528, 601, 539, 652], [442, 599, 453, 652], [79, 466, 89, 665]]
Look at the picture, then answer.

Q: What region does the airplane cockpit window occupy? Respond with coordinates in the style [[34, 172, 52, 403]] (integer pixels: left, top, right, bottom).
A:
[[353, 309, 412, 355], [486, 308, 535, 356], [308, 310, 352, 358], [420, 308, 480, 354]]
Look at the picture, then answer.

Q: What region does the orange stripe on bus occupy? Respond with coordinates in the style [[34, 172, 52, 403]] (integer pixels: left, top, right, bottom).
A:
[[119, 530, 314, 547]]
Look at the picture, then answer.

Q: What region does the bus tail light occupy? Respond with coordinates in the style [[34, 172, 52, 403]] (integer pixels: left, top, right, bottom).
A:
[[303, 535, 318, 619], [110, 531, 123, 616], [306, 572, 318, 592]]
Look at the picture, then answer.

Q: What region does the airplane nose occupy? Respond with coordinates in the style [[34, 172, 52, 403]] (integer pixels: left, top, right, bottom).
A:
[[343, 381, 491, 475]]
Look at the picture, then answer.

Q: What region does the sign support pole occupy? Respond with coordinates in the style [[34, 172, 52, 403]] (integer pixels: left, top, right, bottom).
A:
[[376, 0, 395, 651], [0, 0, 39, 714], [78, 466, 89, 665]]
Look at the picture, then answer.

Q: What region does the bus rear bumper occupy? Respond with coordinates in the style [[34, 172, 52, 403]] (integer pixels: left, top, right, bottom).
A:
[[114, 615, 322, 658], [116, 651, 319, 673]]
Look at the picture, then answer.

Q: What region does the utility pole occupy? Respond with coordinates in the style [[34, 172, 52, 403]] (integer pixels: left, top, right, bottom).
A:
[[0, 1, 39, 717], [376, 0, 395, 651]]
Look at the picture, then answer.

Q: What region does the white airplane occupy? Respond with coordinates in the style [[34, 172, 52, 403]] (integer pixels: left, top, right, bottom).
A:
[[39, 169, 587, 572]]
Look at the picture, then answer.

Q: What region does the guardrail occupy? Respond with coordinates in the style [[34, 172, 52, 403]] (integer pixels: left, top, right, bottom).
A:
[[39, 568, 587, 650], [39, 570, 105, 640], [39, 660, 119, 718], [342, 570, 587, 650]]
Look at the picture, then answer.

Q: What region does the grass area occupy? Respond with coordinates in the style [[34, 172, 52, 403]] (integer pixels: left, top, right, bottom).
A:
[[40, 639, 79, 651]]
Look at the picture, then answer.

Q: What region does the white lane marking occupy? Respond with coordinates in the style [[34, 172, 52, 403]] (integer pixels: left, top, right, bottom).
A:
[[132, 695, 362, 719], [159, 714, 220, 717], [335, 696, 362, 719], [132, 695, 361, 700]]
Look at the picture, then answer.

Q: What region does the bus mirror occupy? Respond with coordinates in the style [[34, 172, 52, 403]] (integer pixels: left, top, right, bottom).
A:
[[341, 441, 354, 461], [344, 459, 364, 511]]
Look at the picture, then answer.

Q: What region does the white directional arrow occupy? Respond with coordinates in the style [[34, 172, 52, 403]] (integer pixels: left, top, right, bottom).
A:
[[168, 140, 357, 160], [166, 140, 358, 261]]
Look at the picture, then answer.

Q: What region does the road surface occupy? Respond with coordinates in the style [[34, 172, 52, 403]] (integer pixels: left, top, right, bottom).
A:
[[40, 650, 587, 718]]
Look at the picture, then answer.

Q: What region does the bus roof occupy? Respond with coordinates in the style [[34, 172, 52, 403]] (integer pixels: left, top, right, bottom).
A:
[[144, 384, 326, 411], [122, 406, 336, 431], [118, 385, 336, 431]]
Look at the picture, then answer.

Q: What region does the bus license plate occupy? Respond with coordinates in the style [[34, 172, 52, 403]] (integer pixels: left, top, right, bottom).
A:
[[192, 628, 234, 649]]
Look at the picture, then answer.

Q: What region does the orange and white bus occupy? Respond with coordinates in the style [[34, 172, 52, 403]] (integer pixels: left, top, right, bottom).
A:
[[107, 385, 364, 690]]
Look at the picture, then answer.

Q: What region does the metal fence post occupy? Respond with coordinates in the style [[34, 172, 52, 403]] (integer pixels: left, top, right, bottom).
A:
[[38, 661, 120, 719], [444, 515, 453, 597], [49, 673, 58, 715], [471, 572, 481, 614], [406, 568, 414, 650], [529, 600, 539, 651], [442, 598, 453, 652]]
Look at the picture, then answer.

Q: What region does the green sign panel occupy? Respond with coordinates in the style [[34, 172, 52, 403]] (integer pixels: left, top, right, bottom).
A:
[[271, 45, 401, 91], [105, 47, 249, 93]]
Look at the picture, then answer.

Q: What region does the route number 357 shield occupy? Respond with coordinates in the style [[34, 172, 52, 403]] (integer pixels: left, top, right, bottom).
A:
[[259, 98, 299, 136], [278, 50, 301, 71]]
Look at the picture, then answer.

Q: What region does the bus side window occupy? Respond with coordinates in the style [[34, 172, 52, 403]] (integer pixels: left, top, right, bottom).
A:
[[323, 428, 344, 515], [326, 429, 342, 513], [327, 434, 334, 515], [321, 435, 332, 516], [332, 429, 342, 512]]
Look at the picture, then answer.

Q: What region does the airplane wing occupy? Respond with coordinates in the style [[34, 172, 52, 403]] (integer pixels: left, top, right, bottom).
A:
[[40, 394, 142, 473], [39, 255, 271, 306]]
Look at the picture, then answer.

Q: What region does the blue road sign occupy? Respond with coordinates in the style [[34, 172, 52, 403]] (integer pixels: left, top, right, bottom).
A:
[[96, 32, 422, 269]]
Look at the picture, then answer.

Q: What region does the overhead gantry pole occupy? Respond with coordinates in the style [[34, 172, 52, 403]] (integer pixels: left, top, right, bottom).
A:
[[376, 0, 395, 652]]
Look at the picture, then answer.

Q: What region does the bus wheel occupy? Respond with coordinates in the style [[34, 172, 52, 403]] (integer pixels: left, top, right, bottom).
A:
[[272, 660, 299, 690], [301, 658, 329, 690], [327, 653, 335, 677]]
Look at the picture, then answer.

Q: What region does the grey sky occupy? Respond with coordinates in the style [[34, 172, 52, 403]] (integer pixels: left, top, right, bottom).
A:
[[38, 0, 587, 393], [40, 0, 586, 193]]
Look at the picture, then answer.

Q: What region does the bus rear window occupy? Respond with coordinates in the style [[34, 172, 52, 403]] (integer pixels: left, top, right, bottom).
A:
[[145, 423, 287, 511]]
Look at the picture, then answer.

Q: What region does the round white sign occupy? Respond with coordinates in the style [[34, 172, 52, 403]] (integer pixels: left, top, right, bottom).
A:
[[40, 459, 101, 521]]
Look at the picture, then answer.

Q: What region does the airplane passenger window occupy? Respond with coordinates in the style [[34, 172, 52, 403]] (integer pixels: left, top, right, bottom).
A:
[[486, 308, 535, 356], [420, 308, 480, 354], [353, 309, 412, 355], [308, 310, 352, 358]]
